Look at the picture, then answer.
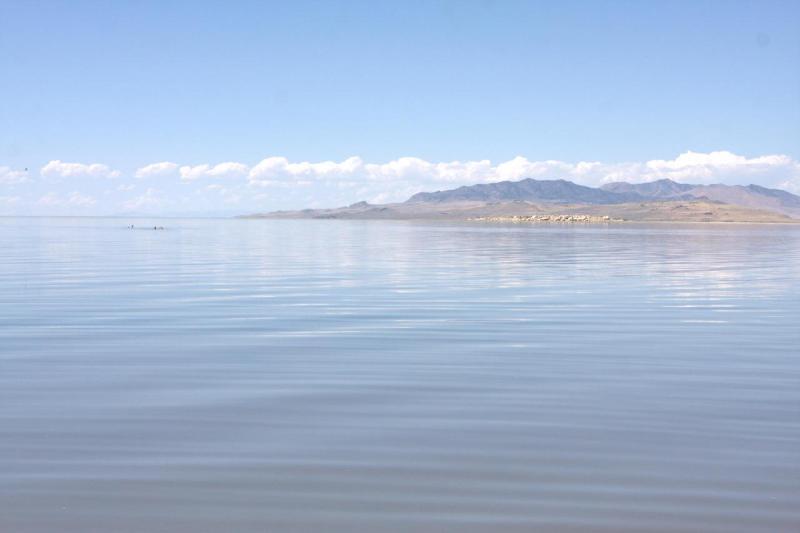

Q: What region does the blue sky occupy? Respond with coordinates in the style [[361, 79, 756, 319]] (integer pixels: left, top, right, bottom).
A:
[[1, 0, 798, 215]]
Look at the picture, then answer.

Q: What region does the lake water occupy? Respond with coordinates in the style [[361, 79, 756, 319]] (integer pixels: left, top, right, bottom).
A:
[[1, 217, 799, 532]]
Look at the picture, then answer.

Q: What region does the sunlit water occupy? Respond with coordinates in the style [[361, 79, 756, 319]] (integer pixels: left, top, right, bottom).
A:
[[1, 217, 799, 532]]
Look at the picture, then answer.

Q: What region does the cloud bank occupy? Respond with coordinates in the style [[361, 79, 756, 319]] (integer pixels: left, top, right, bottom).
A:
[[37, 191, 97, 207], [2, 150, 797, 215], [0, 166, 28, 185], [41, 160, 121, 179], [179, 162, 248, 181], [135, 161, 178, 179], [241, 151, 800, 200], [43, 150, 800, 190]]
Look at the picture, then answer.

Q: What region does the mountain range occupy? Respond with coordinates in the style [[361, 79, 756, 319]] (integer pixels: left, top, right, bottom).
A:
[[245, 178, 800, 222], [408, 178, 800, 218]]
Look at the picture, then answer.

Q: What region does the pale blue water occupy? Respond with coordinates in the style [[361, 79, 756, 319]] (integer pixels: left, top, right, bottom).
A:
[[1, 217, 799, 532]]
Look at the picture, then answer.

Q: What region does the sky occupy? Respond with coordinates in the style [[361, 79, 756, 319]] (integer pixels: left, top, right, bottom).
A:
[[0, 0, 798, 216]]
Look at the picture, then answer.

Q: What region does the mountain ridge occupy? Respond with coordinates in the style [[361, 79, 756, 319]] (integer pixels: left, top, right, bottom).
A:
[[405, 178, 800, 217], [407, 178, 638, 205], [243, 177, 800, 222]]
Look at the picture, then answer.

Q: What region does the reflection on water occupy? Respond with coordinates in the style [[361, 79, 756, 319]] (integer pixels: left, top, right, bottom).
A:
[[1, 218, 799, 532]]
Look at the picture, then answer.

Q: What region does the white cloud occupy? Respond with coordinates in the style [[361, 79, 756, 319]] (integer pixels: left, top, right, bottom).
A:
[[638, 151, 797, 184], [41, 160, 121, 179], [25, 151, 800, 192], [68, 191, 97, 206], [243, 151, 800, 203], [201, 184, 244, 204], [777, 180, 800, 194], [0, 166, 28, 185], [122, 188, 164, 211], [32, 150, 798, 194], [11, 150, 800, 214], [646, 151, 790, 171], [248, 156, 362, 182], [246, 151, 797, 188], [37, 191, 97, 207], [364, 157, 494, 183], [135, 161, 178, 178], [180, 162, 249, 181]]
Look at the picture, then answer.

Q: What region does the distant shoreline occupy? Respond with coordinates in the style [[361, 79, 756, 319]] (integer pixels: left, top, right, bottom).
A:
[[244, 199, 799, 224], [471, 215, 623, 224], [242, 177, 800, 224]]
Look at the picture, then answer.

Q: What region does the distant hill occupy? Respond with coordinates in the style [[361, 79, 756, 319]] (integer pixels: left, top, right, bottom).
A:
[[405, 177, 800, 217], [601, 178, 695, 198], [244, 198, 796, 223], [601, 179, 800, 217], [406, 178, 637, 204], [244, 177, 800, 222]]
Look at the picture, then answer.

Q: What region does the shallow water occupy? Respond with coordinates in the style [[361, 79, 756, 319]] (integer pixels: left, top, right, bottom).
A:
[[1, 217, 799, 532]]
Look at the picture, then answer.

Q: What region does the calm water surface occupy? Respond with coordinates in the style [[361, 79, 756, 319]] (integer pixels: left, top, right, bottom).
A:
[[1, 218, 799, 532]]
